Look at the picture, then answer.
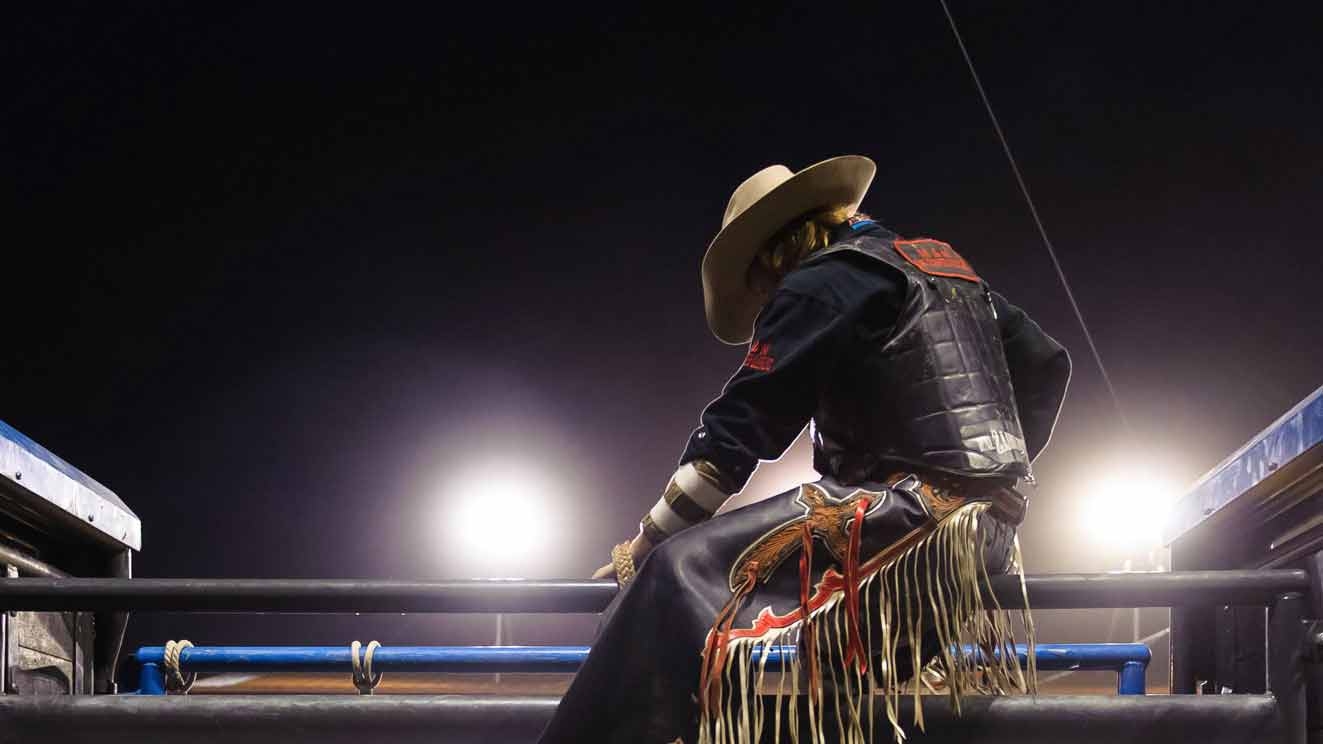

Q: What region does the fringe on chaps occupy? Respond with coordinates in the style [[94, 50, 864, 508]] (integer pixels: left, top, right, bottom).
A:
[[696, 501, 1036, 744]]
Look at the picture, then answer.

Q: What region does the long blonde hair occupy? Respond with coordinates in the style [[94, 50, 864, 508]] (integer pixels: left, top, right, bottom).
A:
[[752, 205, 855, 285]]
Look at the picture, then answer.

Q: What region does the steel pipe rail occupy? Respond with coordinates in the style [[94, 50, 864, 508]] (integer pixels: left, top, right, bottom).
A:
[[0, 543, 68, 578], [1010, 570, 1311, 608], [0, 570, 1308, 613], [0, 694, 1283, 744], [136, 644, 609, 675], [0, 578, 618, 613], [133, 642, 1146, 674], [133, 642, 1151, 694]]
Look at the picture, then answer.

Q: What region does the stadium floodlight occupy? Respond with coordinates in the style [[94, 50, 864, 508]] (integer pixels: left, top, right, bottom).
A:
[[446, 462, 558, 575], [1078, 471, 1181, 555]]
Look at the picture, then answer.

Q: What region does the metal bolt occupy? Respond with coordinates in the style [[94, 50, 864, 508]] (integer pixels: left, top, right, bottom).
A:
[[87, 513, 95, 522], [13, 471, 20, 481], [1305, 630, 1323, 664]]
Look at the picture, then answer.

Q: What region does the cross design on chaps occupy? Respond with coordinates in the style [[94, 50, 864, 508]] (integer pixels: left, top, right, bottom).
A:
[[726, 484, 886, 593]]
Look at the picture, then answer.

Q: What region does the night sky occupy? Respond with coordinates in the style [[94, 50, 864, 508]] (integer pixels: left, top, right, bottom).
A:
[[4, 2, 1322, 682]]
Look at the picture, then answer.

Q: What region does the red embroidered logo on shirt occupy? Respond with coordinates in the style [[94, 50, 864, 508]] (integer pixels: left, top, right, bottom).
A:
[[743, 340, 775, 372]]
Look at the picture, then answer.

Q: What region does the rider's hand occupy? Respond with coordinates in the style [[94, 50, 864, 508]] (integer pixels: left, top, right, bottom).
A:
[[590, 531, 656, 580]]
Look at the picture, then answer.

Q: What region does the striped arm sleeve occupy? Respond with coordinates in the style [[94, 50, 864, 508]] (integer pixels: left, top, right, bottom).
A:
[[639, 460, 736, 543]]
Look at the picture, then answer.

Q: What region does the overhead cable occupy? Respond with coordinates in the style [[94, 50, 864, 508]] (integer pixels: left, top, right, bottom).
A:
[[938, 0, 1132, 434]]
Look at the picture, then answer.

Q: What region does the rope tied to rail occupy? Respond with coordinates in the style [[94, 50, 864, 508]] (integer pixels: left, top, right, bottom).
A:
[[162, 639, 195, 694], [351, 640, 382, 694], [610, 541, 637, 586]]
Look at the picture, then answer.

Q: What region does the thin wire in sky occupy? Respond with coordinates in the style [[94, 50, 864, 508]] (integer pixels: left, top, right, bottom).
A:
[[938, 0, 1132, 435]]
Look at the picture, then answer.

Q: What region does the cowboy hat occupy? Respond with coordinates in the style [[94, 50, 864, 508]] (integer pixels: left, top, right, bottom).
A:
[[702, 155, 877, 344]]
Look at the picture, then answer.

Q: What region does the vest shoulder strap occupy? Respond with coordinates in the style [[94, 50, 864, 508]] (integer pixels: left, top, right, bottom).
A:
[[809, 235, 983, 284]]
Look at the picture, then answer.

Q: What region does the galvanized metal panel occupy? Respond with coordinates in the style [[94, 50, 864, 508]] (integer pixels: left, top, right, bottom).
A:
[[5, 608, 94, 695], [1166, 384, 1323, 544], [10, 612, 74, 661], [8, 646, 71, 696], [0, 421, 139, 550]]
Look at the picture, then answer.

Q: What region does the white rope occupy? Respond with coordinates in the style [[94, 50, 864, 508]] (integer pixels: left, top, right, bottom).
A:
[[162, 639, 196, 694], [351, 640, 383, 694]]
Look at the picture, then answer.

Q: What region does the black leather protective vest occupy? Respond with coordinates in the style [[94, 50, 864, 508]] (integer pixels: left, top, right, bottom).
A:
[[805, 234, 1032, 483]]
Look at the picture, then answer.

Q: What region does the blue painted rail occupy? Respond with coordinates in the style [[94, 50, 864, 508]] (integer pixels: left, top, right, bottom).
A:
[[135, 642, 1149, 695]]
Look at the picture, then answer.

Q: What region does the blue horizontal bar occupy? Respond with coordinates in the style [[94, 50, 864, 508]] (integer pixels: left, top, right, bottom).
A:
[[1021, 642, 1151, 671], [135, 645, 606, 674], [136, 642, 1148, 675]]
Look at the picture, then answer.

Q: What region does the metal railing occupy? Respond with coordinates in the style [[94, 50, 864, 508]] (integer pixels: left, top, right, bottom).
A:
[[0, 569, 1308, 612], [132, 642, 1153, 695], [0, 569, 1313, 744]]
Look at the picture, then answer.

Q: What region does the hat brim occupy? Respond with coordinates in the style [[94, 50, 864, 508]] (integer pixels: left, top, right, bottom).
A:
[[701, 155, 877, 345]]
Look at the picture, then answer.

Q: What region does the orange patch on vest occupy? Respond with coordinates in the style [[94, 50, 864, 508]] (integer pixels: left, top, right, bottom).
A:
[[893, 239, 981, 282]]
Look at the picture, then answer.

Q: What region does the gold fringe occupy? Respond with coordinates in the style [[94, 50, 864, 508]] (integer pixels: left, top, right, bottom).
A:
[[696, 501, 1036, 744]]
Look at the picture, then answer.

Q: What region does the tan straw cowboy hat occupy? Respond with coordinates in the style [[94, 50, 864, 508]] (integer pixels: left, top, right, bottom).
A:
[[702, 155, 877, 344]]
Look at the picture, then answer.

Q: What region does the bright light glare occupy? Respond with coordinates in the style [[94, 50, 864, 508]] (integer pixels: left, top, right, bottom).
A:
[[446, 464, 557, 574], [1078, 471, 1182, 553]]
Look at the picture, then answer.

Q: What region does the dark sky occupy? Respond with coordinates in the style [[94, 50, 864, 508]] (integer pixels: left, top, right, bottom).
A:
[[3, 2, 1322, 678]]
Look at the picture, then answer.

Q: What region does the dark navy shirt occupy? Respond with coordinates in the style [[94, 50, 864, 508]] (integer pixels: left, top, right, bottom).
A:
[[680, 221, 1071, 491]]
